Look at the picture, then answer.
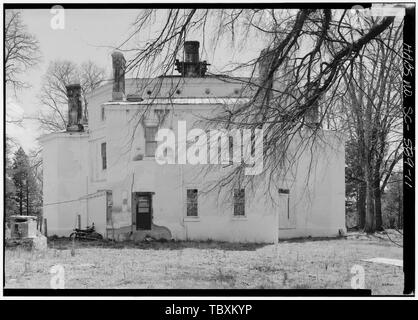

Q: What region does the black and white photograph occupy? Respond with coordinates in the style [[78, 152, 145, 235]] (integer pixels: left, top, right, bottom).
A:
[[2, 1, 415, 299]]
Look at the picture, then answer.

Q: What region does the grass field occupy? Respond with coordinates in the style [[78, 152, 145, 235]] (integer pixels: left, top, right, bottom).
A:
[[4, 231, 404, 295]]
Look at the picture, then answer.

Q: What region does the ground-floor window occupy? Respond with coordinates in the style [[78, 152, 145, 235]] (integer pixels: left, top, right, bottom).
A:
[[234, 188, 245, 216], [186, 189, 198, 216]]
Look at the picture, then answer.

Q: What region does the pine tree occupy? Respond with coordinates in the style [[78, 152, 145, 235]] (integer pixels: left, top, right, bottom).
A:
[[12, 147, 29, 215], [11, 147, 40, 216], [5, 136, 17, 218]]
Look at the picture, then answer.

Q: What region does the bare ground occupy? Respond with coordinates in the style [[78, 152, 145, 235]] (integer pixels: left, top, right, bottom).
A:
[[4, 231, 404, 295]]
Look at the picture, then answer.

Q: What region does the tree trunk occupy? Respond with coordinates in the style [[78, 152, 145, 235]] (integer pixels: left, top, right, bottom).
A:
[[374, 184, 382, 231], [358, 182, 366, 229], [373, 165, 383, 231], [26, 182, 29, 215], [19, 190, 23, 215], [364, 165, 375, 233], [397, 179, 402, 229]]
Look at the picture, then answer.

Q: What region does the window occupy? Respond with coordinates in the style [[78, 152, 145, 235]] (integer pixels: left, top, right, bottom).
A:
[[234, 189, 245, 216], [101, 107, 105, 121], [101, 142, 107, 170], [186, 189, 198, 217], [145, 126, 158, 157]]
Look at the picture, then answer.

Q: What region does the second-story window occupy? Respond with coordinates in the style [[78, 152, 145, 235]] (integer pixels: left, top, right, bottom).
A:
[[145, 126, 158, 157], [101, 142, 107, 170]]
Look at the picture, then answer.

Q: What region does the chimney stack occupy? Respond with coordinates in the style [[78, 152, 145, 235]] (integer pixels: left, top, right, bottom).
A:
[[175, 41, 209, 77], [66, 84, 84, 132], [112, 51, 126, 101], [184, 41, 200, 64]]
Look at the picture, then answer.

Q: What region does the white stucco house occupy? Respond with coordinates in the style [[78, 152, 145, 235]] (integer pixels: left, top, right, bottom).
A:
[[39, 41, 346, 243]]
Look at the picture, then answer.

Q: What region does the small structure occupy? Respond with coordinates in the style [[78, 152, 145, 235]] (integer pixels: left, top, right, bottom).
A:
[[9, 215, 38, 239], [7, 215, 47, 251]]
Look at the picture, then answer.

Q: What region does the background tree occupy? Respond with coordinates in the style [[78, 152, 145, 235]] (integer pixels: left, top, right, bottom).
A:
[[330, 20, 403, 232], [28, 147, 44, 226], [5, 137, 18, 219], [5, 10, 41, 91], [5, 10, 41, 221], [37, 60, 106, 132], [11, 147, 40, 216], [383, 171, 403, 230]]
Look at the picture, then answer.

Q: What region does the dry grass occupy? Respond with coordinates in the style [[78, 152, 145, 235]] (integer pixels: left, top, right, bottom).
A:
[[4, 232, 404, 295]]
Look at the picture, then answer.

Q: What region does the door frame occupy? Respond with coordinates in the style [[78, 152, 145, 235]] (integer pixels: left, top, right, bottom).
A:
[[132, 192, 154, 230]]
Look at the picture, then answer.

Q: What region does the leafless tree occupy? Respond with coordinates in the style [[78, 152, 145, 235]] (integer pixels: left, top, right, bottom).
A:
[[37, 60, 106, 132], [331, 19, 403, 232], [120, 9, 399, 211], [5, 10, 41, 92]]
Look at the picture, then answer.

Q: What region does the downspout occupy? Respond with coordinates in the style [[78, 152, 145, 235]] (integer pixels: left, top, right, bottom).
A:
[[180, 163, 187, 240], [275, 200, 279, 254], [86, 175, 89, 226], [130, 171, 135, 234]]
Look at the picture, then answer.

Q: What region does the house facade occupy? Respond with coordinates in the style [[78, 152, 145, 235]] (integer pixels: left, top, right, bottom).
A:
[[40, 42, 346, 243]]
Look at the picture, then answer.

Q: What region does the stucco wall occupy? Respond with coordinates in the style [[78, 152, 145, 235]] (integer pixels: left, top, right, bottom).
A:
[[41, 132, 96, 236], [41, 77, 345, 242], [98, 100, 345, 243]]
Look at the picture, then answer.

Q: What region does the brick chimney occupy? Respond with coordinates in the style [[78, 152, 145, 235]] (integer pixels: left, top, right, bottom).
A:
[[175, 41, 209, 77], [112, 51, 126, 101], [184, 41, 200, 64], [66, 84, 84, 132]]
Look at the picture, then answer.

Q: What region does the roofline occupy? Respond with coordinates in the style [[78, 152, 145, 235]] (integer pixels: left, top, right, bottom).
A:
[[86, 76, 254, 101], [102, 97, 250, 106], [38, 131, 89, 144]]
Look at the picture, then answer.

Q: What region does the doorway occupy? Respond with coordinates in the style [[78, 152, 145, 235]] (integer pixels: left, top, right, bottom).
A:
[[132, 192, 153, 230]]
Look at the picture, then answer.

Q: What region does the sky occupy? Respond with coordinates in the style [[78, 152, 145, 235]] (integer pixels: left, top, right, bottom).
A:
[[6, 9, 139, 152], [5, 8, 266, 153]]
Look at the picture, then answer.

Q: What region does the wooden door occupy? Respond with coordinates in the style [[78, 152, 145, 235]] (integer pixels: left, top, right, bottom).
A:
[[135, 193, 152, 230]]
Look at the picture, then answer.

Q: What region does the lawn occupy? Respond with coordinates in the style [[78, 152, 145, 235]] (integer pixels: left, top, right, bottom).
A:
[[4, 231, 404, 295]]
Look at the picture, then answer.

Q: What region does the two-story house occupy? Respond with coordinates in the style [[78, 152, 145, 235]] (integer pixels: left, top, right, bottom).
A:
[[39, 41, 345, 243]]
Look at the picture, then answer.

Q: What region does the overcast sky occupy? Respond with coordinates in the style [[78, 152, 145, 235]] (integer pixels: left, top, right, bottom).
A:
[[6, 9, 139, 152], [6, 8, 267, 153]]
